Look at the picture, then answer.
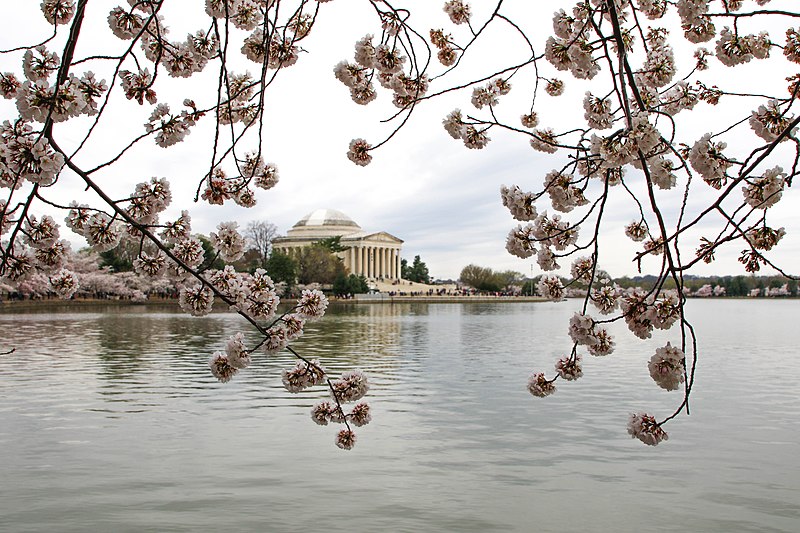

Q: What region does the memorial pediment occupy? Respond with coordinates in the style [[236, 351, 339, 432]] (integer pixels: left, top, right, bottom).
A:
[[361, 231, 404, 244]]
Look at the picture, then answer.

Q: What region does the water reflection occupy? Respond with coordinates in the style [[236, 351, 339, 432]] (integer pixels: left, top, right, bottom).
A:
[[0, 300, 798, 532]]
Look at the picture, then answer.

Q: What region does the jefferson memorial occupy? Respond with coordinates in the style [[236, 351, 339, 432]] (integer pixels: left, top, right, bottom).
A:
[[272, 209, 404, 280]]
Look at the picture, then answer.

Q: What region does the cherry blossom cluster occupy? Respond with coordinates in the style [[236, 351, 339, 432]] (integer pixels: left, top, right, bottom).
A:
[[0, 1, 376, 449], [201, 286, 371, 449], [378, 0, 799, 445], [308, 369, 372, 449], [627, 412, 668, 446]]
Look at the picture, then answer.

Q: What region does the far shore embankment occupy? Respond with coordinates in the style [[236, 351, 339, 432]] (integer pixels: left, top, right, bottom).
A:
[[342, 294, 545, 304], [0, 293, 546, 312]]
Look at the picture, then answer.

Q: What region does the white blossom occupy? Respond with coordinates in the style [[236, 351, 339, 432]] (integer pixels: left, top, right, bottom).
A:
[[527, 372, 556, 397], [742, 166, 785, 209], [628, 412, 668, 445], [555, 354, 582, 381], [48, 268, 79, 299], [330, 370, 369, 403], [648, 342, 685, 391], [282, 359, 326, 393]]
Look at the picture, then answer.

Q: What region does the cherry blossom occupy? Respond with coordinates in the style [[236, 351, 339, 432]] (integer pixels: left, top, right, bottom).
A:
[[527, 373, 556, 398], [627, 412, 668, 446]]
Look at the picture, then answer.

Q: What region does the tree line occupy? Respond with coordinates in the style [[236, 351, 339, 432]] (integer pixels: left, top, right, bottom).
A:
[[458, 264, 798, 297]]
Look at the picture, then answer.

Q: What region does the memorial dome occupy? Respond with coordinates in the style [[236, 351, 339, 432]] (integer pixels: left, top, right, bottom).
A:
[[285, 208, 362, 238]]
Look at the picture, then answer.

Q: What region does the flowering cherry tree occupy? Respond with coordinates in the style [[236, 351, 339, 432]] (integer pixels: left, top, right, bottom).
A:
[[1, 0, 798, 447]]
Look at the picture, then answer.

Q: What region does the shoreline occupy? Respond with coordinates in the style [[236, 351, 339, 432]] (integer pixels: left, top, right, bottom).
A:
[[4, 294, 796, 313], [0, 295, 547, 312]]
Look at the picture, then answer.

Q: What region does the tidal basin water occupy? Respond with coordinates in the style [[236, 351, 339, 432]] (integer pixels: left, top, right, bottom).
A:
[[1, 299, 798, 532]]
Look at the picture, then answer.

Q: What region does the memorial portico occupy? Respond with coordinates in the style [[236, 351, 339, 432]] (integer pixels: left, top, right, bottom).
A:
[[272, 209, 403, 280]]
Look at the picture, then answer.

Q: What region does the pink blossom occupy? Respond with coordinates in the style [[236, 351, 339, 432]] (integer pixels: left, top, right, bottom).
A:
[[348, 401, 371, 427], [310, 401, 339, 426], [48, 268, 79, 299], [648, 342, 685, 391], [296, 289, 329, 320], [627, 412, 668, 446], [335, 428, 357, 450], [555, 354, 582, 381], [41, 0, 75, 25], [225, 332, 251, 369], [330, 370, 369, 403], [282, 360, 326, 393], [178, 284, 214, 316], [443, 0, 471, 25], [209, 352, 238, 383], [527, 372, 556, 398], [347, 138, 372, 166]]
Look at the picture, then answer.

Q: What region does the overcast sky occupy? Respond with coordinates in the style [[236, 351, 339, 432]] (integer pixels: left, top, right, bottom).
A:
[[2, 1, 798, 281]]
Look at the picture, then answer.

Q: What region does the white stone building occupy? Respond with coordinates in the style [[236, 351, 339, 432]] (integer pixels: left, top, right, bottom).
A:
[[272, 209, 403, 280]]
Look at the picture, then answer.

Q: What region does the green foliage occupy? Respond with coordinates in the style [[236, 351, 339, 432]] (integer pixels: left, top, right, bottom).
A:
[[99, 249, 133, 272], [264, 252, 297, 286], [403, 255, 430, 284], [495, 269, 525, 287], [97, 238, 141, 272], [460, 264, 524, 291], [316, 236, 350, 253], [333, 273, 369, 296], [520, 279, 537, 296], [197, 234, 225, 271], [348, 274, 370, 294], [296, 244, 346, 285]]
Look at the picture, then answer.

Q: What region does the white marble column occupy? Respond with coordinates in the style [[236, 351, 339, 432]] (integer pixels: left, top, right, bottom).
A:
[[348, 247, 354, 275], [397, 252, 402, 280], [362, 246, 367, 277], [369, 247, 374, 278]]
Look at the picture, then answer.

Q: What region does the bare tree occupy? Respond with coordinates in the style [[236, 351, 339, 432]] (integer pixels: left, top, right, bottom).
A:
[[245, 221, 278, 269]]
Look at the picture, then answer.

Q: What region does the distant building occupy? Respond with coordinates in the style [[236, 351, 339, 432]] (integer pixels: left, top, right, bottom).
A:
[[272, 208, 403, 280]]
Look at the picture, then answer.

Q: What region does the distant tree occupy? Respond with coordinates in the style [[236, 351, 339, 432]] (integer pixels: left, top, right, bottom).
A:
[[348, 274, 369, 294], [495, 270, 525, 289], [296, 244, 346, 285], [197, 234, 225, 271], [264, 252, 297, 286], [332, 273, 369, 296], [99, 248, 133, 273], [460, 265, 524, 292], [788, 280, 799, 297], [230, 248, 262, 273], [460, 264, 498, 291], [404, 255, 430, 284], [317, 236, 350, 253], [520, 279, 537, 296], [98, 238, 140, 272], [245, 221, 279, 269], [332, 273, 349, 296]]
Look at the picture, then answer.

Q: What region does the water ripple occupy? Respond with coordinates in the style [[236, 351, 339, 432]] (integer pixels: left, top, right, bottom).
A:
[[1, 300, 799, 532]]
